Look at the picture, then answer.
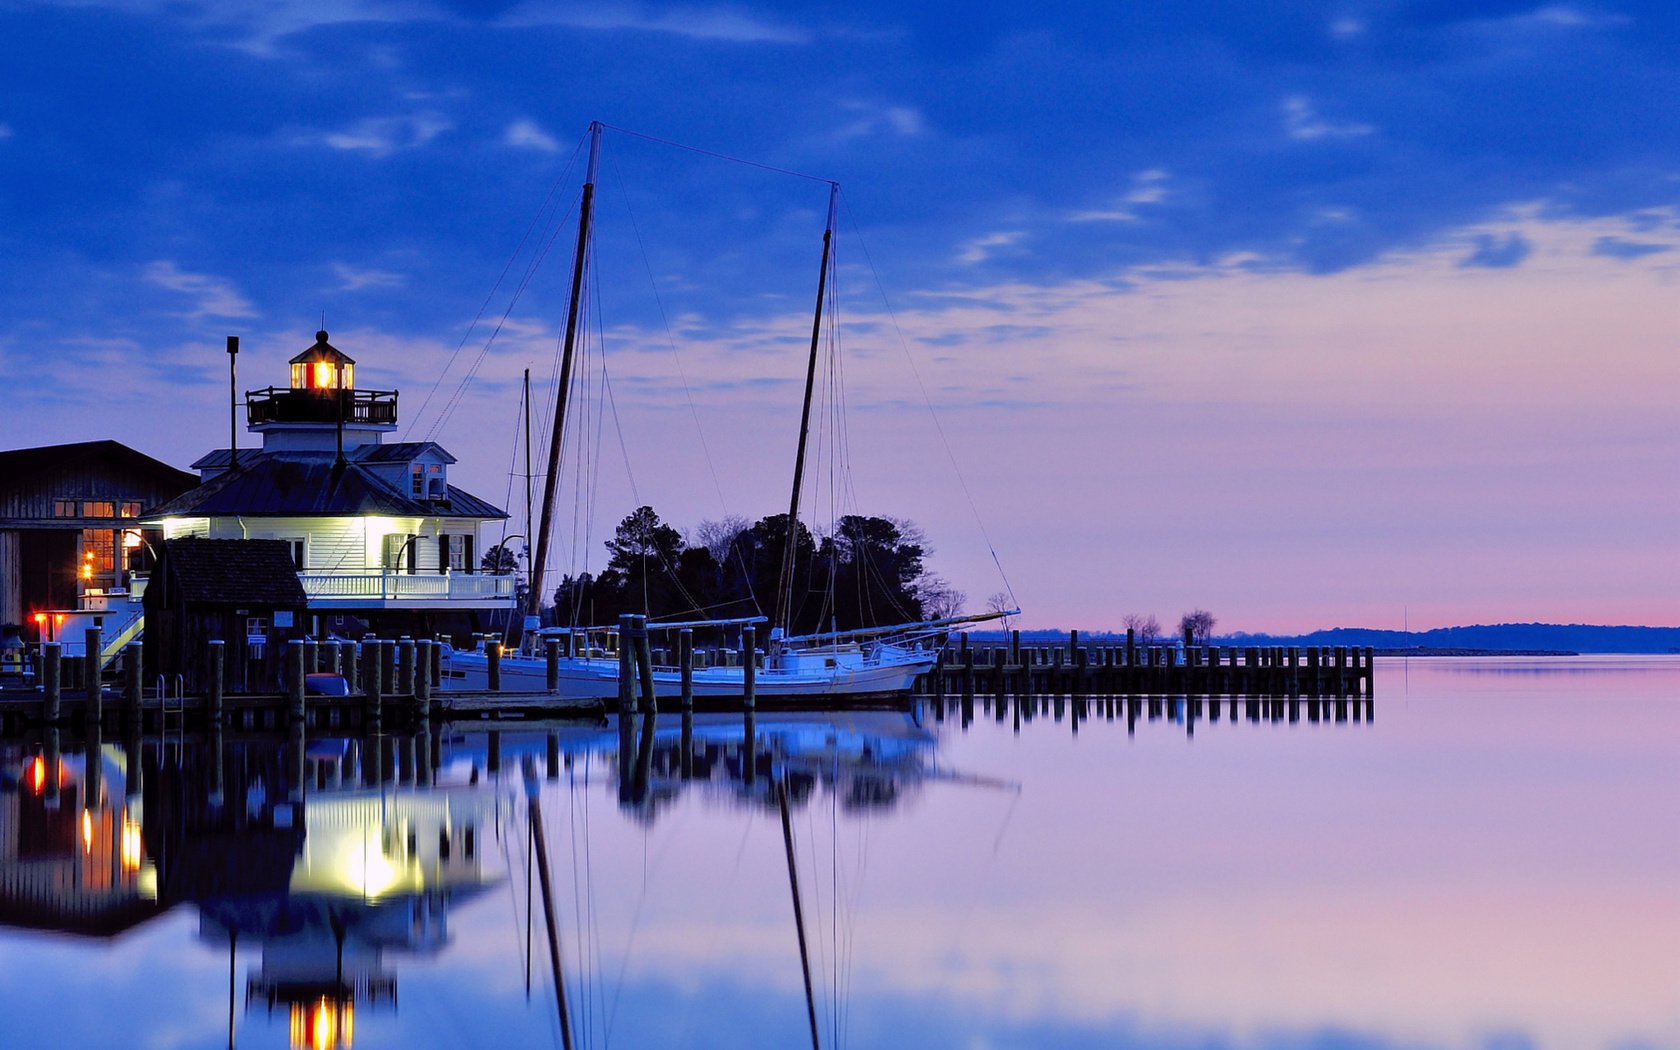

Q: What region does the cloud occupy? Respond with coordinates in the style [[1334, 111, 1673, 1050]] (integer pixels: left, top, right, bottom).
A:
[[331, 263, 406, 291], [1282, 96, 1374, 141], [142, 261, 257, 319], [1590, 236, 1671, 260], [35, 0, 452, 54], [1460, 233, 1533, 268], [829, 103, 925, 142], [1068, 170, 1170, 223], [315, 113, 452, 156], [504, 118, 562, 153], [499, 3, 810, 44], [956, 231, 1024, 265]]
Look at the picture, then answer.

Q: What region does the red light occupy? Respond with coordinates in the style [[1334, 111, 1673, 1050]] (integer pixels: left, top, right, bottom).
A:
[[30, 757, 45, 793]]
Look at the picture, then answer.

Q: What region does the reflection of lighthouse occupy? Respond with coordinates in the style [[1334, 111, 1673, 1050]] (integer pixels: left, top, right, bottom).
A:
[[194, 782, 501, 1050]]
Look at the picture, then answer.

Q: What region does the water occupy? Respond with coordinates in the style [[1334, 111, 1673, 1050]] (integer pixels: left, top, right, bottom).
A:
[[1, 657, 1675, 1049]]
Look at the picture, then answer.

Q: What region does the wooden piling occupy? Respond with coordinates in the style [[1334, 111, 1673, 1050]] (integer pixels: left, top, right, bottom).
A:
[[487, 641, 503, 692], [124, 643, 141, 727], [208, 640, 225, 726], [42, 643, 61, 723], [415, 640, 432, 718], [679, 628, 694, 710], [742, 624, 756, 709], [287, 640, 306, 722], [399, 637, 417, 697], [341, 639, 359, 694], [545, 637, 560, 692], [366, 639, 384, 731], [634, 616, 658, 714], [617, 614, 634, 710]]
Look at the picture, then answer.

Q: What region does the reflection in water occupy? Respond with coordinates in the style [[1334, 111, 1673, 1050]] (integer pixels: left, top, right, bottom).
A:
[[0, 688, 1446, 1049]]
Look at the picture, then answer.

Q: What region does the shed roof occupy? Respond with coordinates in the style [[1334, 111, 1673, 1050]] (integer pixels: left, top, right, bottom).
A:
[[161, 538, 308, 606], [0, 440, 197, 490]]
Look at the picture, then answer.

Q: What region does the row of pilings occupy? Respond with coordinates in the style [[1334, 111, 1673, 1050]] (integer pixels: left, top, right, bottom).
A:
[[924, 631, 1374, 698]]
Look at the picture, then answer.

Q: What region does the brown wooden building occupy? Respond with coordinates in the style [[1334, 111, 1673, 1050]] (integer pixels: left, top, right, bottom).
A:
[[0, 441, 197, 632], [142, 538, 308, 693]]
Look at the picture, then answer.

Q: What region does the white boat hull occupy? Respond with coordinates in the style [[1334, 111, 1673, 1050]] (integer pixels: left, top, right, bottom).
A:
[[442, 650, 933, 700]]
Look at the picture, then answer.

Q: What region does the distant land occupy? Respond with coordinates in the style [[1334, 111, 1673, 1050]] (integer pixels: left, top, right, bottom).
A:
[[974, 624, 1680, 655]]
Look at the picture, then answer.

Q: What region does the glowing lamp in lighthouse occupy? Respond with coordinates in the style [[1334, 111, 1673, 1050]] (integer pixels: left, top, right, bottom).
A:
[[289, 331, 356, 393]]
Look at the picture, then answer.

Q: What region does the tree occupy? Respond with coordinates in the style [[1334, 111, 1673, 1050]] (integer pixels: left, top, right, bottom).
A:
[[1123, 612, 1161, 643], [692, 516, 749, 562], [605, 506, 684, 574], [820, 514, 925, 631], [481, 543, 519, 574], [916, 574, 965, 620], [986, 592, 1015, 630], [1179, 609, 1216, 645]]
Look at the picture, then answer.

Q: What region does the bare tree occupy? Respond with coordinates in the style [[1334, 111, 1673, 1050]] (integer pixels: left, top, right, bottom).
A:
[[692, 515, 749, 561], [986, 591, 1015, 630], [917, 574, 965, 620], [1122, 612, 1161, 643], [1179, 609, 1216, 645]]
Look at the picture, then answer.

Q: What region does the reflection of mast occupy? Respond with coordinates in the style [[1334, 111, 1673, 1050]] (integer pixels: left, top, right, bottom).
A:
[[523, 761, 574, 1050], [777, 780, 821, 1050]]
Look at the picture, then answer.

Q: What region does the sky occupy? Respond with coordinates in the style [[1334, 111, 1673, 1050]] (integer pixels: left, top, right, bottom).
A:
[[1, 0, 1676, 632]]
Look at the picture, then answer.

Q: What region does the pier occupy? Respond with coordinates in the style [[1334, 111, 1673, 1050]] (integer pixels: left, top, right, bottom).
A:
[[0, 628, 1372, 737]]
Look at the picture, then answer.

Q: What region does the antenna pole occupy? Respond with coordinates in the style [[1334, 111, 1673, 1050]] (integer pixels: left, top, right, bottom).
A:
[[775, 182, 839, 638], [528, 121, 602, 626], [226, 336, 239, 470]]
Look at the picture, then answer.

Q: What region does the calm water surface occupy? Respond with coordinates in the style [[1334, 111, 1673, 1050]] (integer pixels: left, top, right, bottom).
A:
[[2, 657, 1675, 1049]]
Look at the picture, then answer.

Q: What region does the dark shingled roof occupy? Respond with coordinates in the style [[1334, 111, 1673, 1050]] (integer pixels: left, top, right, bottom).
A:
[[161, 538, 308, 606], [144, 453, 506, 521], [0, 439, 197, 489]]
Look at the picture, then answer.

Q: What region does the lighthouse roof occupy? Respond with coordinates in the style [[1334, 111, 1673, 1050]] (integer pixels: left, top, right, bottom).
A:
[[289, 330, 355, 365]]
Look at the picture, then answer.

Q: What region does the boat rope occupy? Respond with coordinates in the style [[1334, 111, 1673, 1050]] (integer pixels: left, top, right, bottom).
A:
[[405, 135, 586, 442], [605, 153, 735, 519], [843, 201, 1021, 611]]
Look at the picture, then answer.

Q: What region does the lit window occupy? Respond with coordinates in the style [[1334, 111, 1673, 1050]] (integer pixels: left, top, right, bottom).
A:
[[411, 465, 424, 497], [82, 530, 116, 573], [119, 501, 142, 518], [53, 500, 77, 517], [81, 501, 115, 518]]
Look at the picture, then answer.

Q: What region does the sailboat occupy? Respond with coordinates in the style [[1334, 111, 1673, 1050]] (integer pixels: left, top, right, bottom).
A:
[[445, 122, 1014, 700]]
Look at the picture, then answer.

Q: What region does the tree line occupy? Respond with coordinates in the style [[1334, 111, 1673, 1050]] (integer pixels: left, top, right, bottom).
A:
[[486, 506, 963, 634], [1122, 609, 1217, 644]]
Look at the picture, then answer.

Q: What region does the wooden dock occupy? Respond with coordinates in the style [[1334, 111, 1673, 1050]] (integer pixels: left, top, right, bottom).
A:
[[924, 632, 1374, 698]]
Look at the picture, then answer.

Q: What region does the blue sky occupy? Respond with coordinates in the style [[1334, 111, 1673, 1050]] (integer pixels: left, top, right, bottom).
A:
[[2, 0, 1677, 630]]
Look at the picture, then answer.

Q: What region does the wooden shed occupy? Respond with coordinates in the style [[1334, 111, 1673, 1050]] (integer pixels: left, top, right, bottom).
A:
[[142, 538, 307, 693]]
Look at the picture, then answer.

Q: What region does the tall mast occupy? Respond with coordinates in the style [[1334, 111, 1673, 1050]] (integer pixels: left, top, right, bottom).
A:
[[527, 121, 603, 628], [774, 182, 839, 638], [524, 367, 534, 604]]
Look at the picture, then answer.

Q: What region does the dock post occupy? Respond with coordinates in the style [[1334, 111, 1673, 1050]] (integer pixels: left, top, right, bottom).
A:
[[304, 638, 319, 678], [742, 624, 756, 710], [397, 637, 415, 697], [634, 615, 658, 714], [42, 642, 62, 723], [415, 640, 432, 719], [287, 640, 306, 722], [487, 641, 502, 692], [545, 637, 560, 691], [617, 614, 634, 710], [123, 643, 141, 728], [84, 625, 102, 701], [366, 639, 384, 731], [208, 640, 225, 726], [962, 636, 975, 698], [341, 640, 359, 694], [679, 629, 694, 710], [1364, 647, 1375, 695]]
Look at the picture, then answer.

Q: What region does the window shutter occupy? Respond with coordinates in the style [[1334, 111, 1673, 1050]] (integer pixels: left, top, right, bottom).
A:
[[407, 534, 417, 574], [464, 534, 475, 574], [438, 534, 450, 574]]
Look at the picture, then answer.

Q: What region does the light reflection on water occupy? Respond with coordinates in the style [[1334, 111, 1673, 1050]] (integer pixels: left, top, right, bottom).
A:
[[0, 657, 1674, 1049]]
